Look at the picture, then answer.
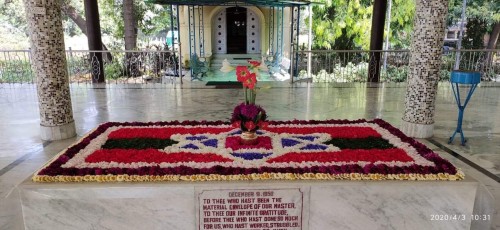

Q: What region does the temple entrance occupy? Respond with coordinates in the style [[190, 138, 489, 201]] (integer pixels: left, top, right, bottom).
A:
[[226, 7, 247, 54], [213, 7, 261, 54]]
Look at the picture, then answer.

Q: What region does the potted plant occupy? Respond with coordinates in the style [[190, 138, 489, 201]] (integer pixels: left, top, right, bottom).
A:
[[230, 61, 268, 144]]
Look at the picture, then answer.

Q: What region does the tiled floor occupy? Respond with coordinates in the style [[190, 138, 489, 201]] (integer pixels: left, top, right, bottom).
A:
[[0, 81, 498, 229], [202, 69, 278, 82]]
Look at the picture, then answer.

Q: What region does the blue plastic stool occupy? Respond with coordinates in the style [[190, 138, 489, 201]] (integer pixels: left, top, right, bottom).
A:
[[448, 71, 481, 145]]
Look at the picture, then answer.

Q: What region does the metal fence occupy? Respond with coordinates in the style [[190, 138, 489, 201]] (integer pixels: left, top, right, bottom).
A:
[[0, 50, 34, 84], [1, 49, 498, 84], [294, 49, 500, 83], [0, 50, 181, 84]]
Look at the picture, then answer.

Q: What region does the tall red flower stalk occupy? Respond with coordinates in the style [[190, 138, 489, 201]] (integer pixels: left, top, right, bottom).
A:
[[232, 60, 267, 132], [236, 61, 260, 104]]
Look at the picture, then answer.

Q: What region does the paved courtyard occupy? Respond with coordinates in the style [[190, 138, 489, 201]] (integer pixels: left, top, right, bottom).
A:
[[0, 81, 498, 228]]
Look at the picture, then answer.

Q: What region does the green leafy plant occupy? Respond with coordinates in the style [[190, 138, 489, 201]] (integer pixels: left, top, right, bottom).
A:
[[0, 59, 34, 83], [104, 59, 125, 80]]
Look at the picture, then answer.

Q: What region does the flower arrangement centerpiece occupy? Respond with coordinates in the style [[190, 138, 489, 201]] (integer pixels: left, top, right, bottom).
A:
[[230, 60, 268, 145]]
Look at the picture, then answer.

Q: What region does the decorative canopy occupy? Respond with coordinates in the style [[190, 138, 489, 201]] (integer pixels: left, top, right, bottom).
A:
[[146, 0, 316, 6]]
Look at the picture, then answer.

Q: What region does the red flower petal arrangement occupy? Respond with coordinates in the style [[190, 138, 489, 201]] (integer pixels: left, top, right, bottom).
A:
[[231, 61, 268, 145], [33, 119, 464, 182]]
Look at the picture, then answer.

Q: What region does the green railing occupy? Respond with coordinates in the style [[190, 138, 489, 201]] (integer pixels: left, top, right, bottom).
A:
[[294, 49, 499, 83], [1, 49, 498, 84]]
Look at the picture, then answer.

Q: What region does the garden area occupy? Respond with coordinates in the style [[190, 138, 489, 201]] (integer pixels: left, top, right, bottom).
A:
[[0, 0, 498, 83]]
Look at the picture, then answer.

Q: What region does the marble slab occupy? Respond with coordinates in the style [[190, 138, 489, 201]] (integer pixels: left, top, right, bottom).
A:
[[196, 187, 309, 230], [0, 189, 24, 230], [309, 182, 477, 230], [19, 186, 195, 230], [5, 177, 493, 230]]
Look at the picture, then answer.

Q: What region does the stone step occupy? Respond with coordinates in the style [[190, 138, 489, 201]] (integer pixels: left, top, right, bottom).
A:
[[211, 55, 261, 62], [211, 60, 254, 65], [210, 54, 263, 69], [210, 59, 260, 65], [211, 54, 261, 59]]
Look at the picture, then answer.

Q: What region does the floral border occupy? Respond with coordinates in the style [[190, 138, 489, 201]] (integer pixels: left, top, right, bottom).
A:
[[33, 119, 464, 182]]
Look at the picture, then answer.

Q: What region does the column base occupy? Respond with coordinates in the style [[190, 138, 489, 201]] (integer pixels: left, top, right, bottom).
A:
[[400, 120, 434, 138], [40, 121, 76, 141]]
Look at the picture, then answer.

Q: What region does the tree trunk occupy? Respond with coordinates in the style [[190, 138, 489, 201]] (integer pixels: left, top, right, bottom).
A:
[[123, 0, 137, 51], [61, 3, 87, 34], [367, 0, 388, 82], [60, 2, 113, 61], [484, 22, 499, 79], [487, 22, 500, 50], [123, 0, 139, 76]]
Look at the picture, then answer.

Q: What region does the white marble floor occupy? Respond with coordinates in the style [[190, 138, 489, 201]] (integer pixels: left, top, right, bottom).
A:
[[0, 81, 498, 229]]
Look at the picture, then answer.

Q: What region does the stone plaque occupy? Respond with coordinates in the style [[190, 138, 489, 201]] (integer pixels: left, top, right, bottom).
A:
[[33, 7, 46, 15], [198, 188, 304, 230]]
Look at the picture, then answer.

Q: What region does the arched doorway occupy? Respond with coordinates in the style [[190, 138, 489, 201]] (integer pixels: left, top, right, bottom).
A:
[[213, 7, 261, 54], [227, 7, 246, 53]]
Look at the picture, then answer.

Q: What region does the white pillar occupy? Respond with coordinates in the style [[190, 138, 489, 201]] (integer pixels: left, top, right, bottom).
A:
[[401, 0, 449, 138], [307, 5, 312, 78], [382, 0, 392, 70], [454, 0, 467, 70], [24, 0, 76, 141]]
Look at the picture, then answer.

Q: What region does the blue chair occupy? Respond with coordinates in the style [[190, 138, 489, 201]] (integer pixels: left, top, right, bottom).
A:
[[265, 53, 281, 75], [448, 71, 481, 145], [190, 54, 208, 80]]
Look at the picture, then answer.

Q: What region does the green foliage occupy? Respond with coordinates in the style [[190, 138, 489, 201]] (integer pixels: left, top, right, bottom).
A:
[[66, 56, 91, 76], [439, 69, 451, 81], [463, 18, 488, 49], [0, 0, 30, 49], [0, 0, 171, 49], [62, 0, 85, 36], [99, 0, 123, 42], [388, 0, 415, 49], [100, 52, 141, 79], [382, 65, 408, 82], [0, 59, 34, 83], [447, 0, 500, 49], [0, 0, 28, 35], [0, 0, 86, 44], [311, 0, 373, 50], [0, 26, 29, 49], [100, 0, 171, 48], [311, 0, 416, 50], [104, 59, 125, 80], [141, 5, 172, 36], [309, 62, 369, 82], [448, 0, 500, 27], [439, 55, 456, 81], [308, 62, 412, 83]]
